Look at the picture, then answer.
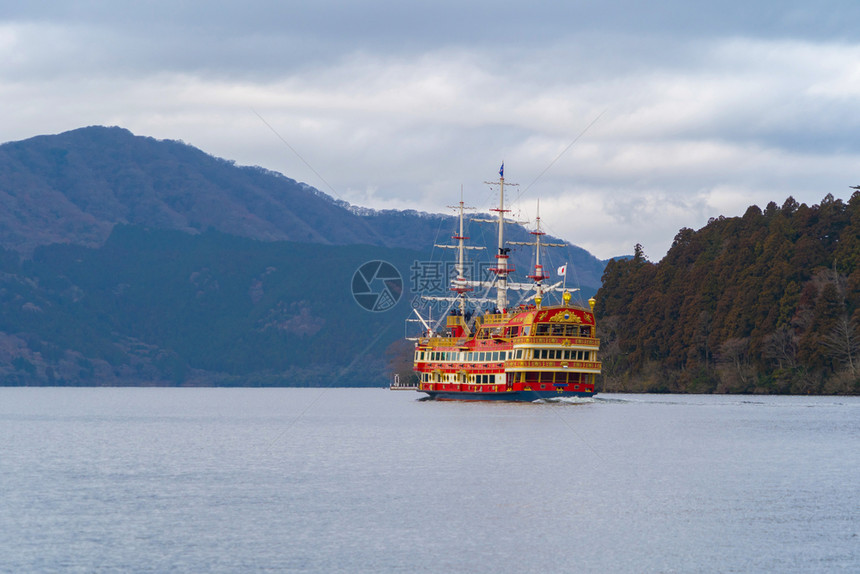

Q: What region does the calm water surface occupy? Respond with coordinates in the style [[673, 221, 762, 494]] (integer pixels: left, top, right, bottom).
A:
[[0, 388, 857, 573]]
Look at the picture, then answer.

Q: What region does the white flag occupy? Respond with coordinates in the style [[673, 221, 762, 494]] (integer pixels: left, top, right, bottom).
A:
[[557, 264, 567, 276]]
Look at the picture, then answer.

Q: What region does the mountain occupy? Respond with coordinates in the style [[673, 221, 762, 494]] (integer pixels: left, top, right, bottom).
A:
[[596, 194, 860, 395], [0, 126, 385, 252], [0, 225, 426, 386], [0, 126, 605, 293], [0, 126, 607, 386]]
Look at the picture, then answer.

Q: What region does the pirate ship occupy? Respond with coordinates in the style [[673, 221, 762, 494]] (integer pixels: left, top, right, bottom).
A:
[[407, 166, 600, 400]]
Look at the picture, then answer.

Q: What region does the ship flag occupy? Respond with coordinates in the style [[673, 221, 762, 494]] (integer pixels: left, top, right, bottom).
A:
[[499, 162, 504, 177], [557, 264, 567, 276]]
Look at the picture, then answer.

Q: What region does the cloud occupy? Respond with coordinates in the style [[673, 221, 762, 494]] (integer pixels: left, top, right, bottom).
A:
[[2, 3, 860, 260]]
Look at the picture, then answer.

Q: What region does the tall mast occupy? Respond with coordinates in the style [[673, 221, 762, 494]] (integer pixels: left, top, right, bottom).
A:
[[508, 199, 566, 307], [485, 163, 517, 312], [451, 188, 472, 316], [530, 200, 547, 303], [433, 188, 480, 322]]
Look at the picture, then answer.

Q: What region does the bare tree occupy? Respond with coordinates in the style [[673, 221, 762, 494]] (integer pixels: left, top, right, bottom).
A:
[[822, 315, 859, 375], [717, 337, 754, 391], [763, 326, 798, 369]]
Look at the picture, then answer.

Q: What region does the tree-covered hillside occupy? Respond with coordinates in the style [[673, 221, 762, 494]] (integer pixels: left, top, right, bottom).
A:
[[596, 192, 860, 395], [0, 226, 424, 386]]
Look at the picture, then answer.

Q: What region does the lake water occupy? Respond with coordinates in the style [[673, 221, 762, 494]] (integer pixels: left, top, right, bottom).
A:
[[0, 388, 857, 573]]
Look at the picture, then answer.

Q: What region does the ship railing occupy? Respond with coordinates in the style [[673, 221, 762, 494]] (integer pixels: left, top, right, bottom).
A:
[[505, 359, 602, 371], [418, 337, 469, 347], [513, 336, 601, 347]]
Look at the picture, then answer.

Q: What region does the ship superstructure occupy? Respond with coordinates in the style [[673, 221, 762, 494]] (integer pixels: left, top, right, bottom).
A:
[[408, 167, 601, 401]]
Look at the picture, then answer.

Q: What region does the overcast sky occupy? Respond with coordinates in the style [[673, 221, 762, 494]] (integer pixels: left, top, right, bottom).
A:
[[2, 1, 859, 259]]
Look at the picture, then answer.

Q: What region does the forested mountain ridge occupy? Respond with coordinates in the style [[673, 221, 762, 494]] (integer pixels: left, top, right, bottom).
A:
[[0, 225, 424, 386], [596, 192, 860, 395], [0, 126, 383, 252], [0, 126, 606, 292]]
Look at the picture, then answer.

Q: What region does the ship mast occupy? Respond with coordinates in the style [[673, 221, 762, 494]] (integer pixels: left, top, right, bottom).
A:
[[450, 189, 477, 316], [485, 163, 517, 312], [508, 199, 566, 306]]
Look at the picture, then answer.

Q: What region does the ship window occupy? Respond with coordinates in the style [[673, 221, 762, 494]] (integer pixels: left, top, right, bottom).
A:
[[551, 324, 564, 336], [534, 324, 550, 336], [492, 352, 499, 362], [515, 349, 523, 359], [523, 326, 531, 336]]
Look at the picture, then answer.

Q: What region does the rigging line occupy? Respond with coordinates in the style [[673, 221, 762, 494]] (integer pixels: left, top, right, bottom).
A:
[[538, 398, 610, 467], [515, 109, 607, 204], [252, 109, 397, 248], [260, 321, 395, 455], [540, 219, 587, 299], [252, 108, 343, 202], [429, 212, 450, 266]]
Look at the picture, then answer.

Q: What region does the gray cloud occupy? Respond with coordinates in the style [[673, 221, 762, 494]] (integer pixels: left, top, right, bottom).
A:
[[2, 1, 860, 259]]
